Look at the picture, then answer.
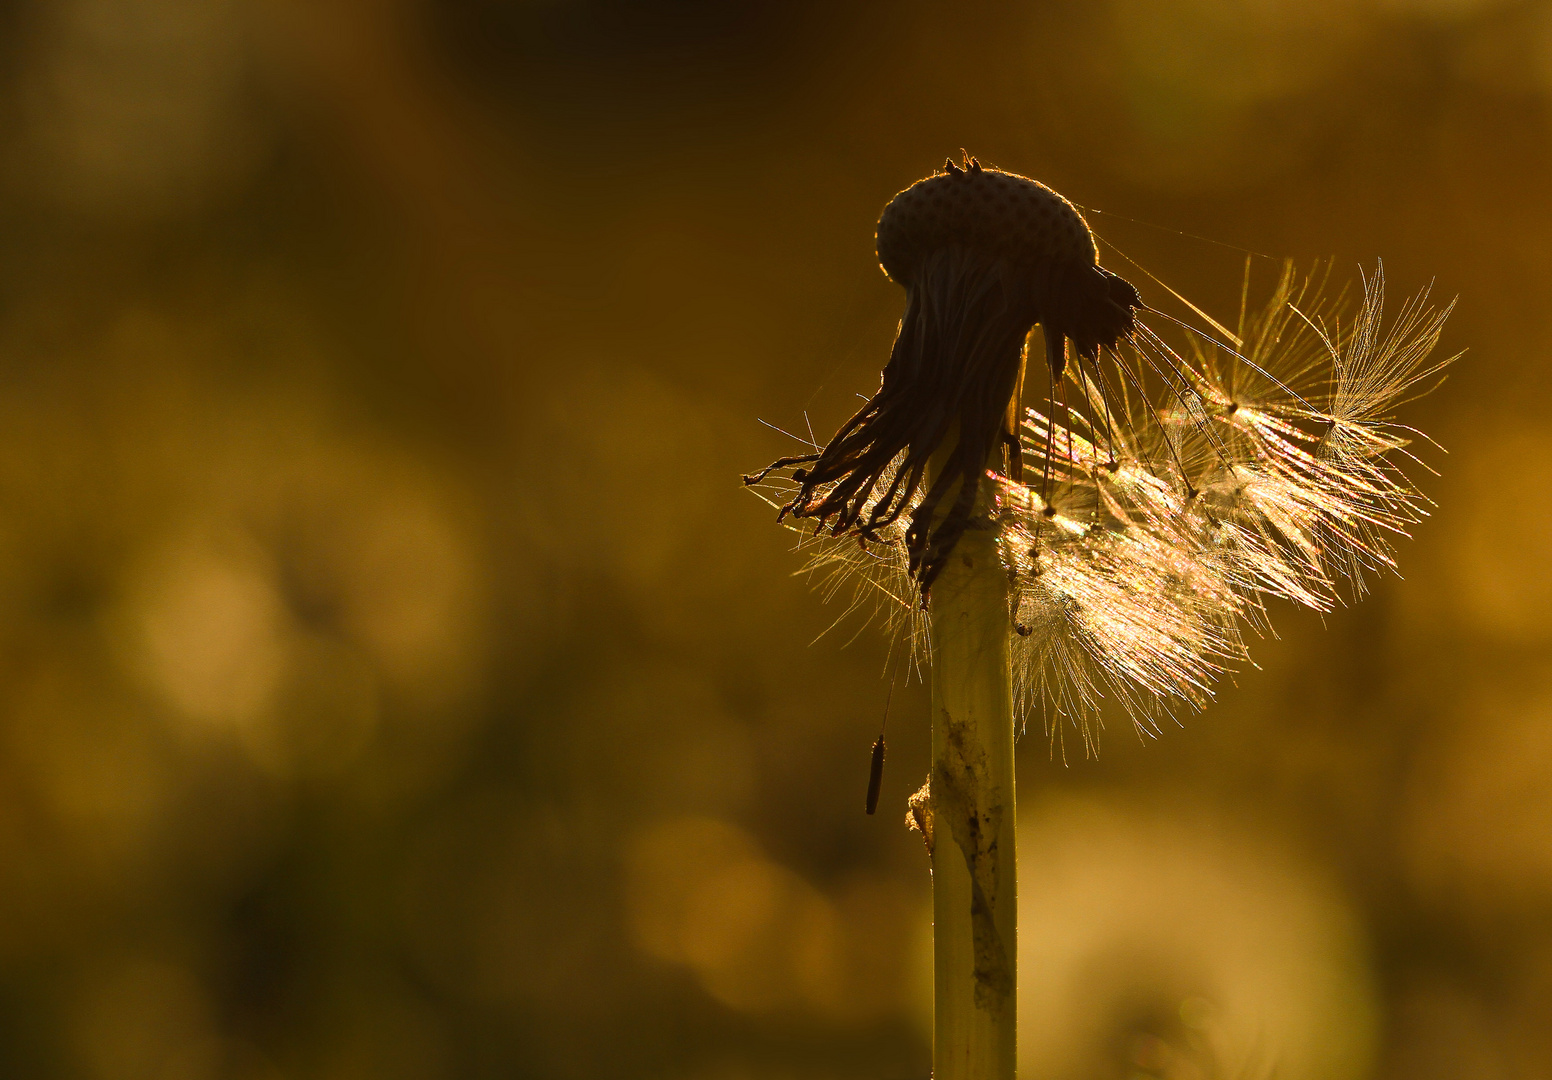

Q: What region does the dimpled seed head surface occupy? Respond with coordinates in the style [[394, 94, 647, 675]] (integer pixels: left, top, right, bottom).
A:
[[875, 164, 1098, 288]]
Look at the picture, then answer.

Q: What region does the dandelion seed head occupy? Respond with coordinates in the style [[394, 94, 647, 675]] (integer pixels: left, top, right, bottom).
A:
[[996, 260, 1453, 745], [745, 160, 1454, 751]]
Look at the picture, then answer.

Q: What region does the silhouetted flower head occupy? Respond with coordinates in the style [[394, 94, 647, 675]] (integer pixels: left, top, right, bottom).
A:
[[745, 154, 1141, 593], [747, 158, 1454, 743]]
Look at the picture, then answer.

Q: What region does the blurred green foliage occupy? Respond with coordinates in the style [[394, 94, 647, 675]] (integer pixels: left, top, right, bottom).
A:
[[0, 1, 1544, 1077]]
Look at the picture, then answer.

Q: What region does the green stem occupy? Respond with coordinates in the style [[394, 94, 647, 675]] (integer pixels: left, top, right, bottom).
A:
[[927, 475, 1017, 1079]]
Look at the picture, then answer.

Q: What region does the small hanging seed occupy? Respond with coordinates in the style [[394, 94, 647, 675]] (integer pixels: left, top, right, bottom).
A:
[[865, 680, 893, 816], [865, 734, 886, 815]]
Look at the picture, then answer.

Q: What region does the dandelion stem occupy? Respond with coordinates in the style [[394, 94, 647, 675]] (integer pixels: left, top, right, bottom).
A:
[[927, 443, 1017, 1080]]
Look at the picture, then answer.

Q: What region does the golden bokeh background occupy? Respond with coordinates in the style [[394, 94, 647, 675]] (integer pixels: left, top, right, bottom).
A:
[[0, 1, 1544, 1077]]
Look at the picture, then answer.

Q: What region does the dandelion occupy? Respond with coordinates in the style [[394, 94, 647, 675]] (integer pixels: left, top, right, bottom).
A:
[[745, 155, 1453, 1080]]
